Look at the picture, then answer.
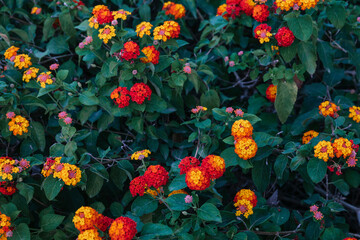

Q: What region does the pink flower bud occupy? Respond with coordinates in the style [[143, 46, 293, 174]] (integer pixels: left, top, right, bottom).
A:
[[64, 117, 72, 125], [6, 112, 15, 119], [153, 40, 159, 45], [184, 195, 193, 203], [238, 51, 244, 56], [229, 61, 235, 67], [226, 107, 234, 113], [79, 42, 85, 49], [111, 20, 118, 26], [183, 66, 191, 74], [49, 63, 59, 70], [357, 17, 360, 22], [84, 36, 93, 44], [132, 70, 138, 75], [224, 56, 229, 62]]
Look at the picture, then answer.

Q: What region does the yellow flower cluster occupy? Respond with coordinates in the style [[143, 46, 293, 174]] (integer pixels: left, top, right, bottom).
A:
[[332, 138, 353, 158], [349, 106, 360, 123], [235, 138, 258, 160], [113, 9, 131, 20], [73, 206, 99, 231], [318, 101, 340, 118], [0, 211, 11, 239], [22, 67, 39, 82], [0, 157, 20, 181], [153, 21, 181, 42], [145, 188, 160, 198], [98, 25, 116, 44], [41, 157, 61, 177], [302, 130, 319, 144], [13, 54, 32, 69], [42, 157, 81, 186], [77, 229, 102, 240], [231, 119, 253, 140], [297, 0, 320, 10], [136, 22, 153, 38], [37, 71, 53, 88], [4, 46, 19, 60], [168, 189, 188, 197], [131, 149, 151, 160], [275, 0, 297, 11], [8, 115, 29, 136], [314, 140, 334, 162], [88, 16, 99, 29], [233, 189, 257, 218]]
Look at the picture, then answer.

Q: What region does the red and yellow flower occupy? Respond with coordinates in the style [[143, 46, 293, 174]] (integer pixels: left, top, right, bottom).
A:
[[8, 115, 29, 136], [254, 24, 272, 44], [73, 206, 99, 231], [0, 157, 20, 181], [0, 211, 11, 239], [163, 2, 186, 19], [95, 214, 114, 232], [234, 137, 258, 160], [98, 25, 116, 44], [275, 27, 295, 47], [129, 83, 152, 104], [143, 165, 169, 189], [318, 101, 340, 118], [153, 21, 180, 42], [332, 138, 353, 158], [201, 155, 226, 180], [231, 119, 253, 140], [13, 54, 32, 69], [302, 130, 319, 144], [110, 87, 131, 108], [179, 156, 200, 175], [140, 46, 160, 65], [22, 67, 39, 82], [37, 71, 53, 88], [88, 16, 99, 29], [120, 41, 140, 61], [77, 229, 101, 240], [108, 216, 137, 240], [136, 22, 153, 38], [252, 4, 269, 22], [112, 9, 131, 20], [233, 189, 257, 218], [275, 0, 296, 11], [314, 140, 334, 162], [92, 5, 113, 24], [41, 157, 61, 177], [349, 106, 360, 123], [185, 166, 211, 190], [131, 149, 151, 160], [240, 0, 256, 16], [217, 4, 229, 20], [266, 84, 277, 102], [52, 163, 82, 186], [4, 46, 19, 60], [0, 181, 17, 196]]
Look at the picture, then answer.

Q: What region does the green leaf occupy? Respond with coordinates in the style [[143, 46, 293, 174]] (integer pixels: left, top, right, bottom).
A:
[[197, 203, 222, 223], [168, 174, 187, 191], [40, 214, 65, 231], [307, 158, 327, 183], [79, 91, 99, 106], [298, 42, 317, 75], [59, 11, 76, 36], [57, 70, 69, 81], [139, 4, 151, 21], [220, 147, 252, 169], [11, 223, 31, 240], [46, 36, 69, 55], [252, 159, 271, 193], [16, 182, 34, 204], [140, 223, 173, 240], [326, 4, 346, 29], [132, 195, 158, 216], [280, 42, 298, 63], [290, 155, 306, 170], [321, 227, 344, 240], [274, 80, 298, 123], [270, 207, 290, 225], [42, 176, 64, 201], [331, 179, 349, 196], [274, 155, 288, 179], [200, 90, 220, 110], [165, 194, 190, 211], [317, 41, 333, 73], [286, 14, 313, 41], [64, 141, 77, 157], [30, 121, 46, 152], [86, 172, 104, 198]]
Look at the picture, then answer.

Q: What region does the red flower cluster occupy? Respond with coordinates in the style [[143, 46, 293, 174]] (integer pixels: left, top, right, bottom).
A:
[[0, 181, 17, 195], [226, 0, 255, 18], [92, 5, 114, 24], [129, 176, 147, 197], [266, 84, 277, 102], [275, 27, 295, 47], [129, 83, 152, 104], [96, 214, 114, 232], [201, 155, 226, 180], [179, 156, 200, 175], [252, 4, 269, 22], [120, 41, 140, 61], [110, 87, 131, 108], [109, 216, 137, 240]]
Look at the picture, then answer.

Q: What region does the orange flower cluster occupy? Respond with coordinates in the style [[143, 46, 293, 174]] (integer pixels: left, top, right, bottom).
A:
[[120, 41, 140, 61], [110, 87, 131, 108], [0, 181, 16, 196], [226, 0, 255, 18], [302, 130, 319, 144], [185, 166, 211, 191], [217, 4, 230, 20], [266, 84, 277, 102], [136, 22, 153, 38], [7, 114, 29, 136], [0, 157, 29, 181], [109, 216, 137, 240], [77, 229, 101, 240], [140, 46, 160, 65], [232, 119, 258, 160], [179, 156, 200, 175], [231, 119, 253, 140], [0, 211, 11, 239], [13, 54, 32, 70], [153, 21, 180, 42], [318, 101, 340, 118], [332, 138, 353, 158], [129, 83, 152, 105], [275, 27, 295, 47], [163, 2, 186, 19], [252, 4, 269, 22], [349, 106, 360, 123], [92, 5, 114, 25], [41, 157, 81, 186], [233, 189, 257, 218], [4, 46, 19, 61]]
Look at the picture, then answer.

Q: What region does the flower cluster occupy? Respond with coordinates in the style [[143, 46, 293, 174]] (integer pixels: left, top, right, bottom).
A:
[[79, 36, 93, 49], [98, 25, 116, 44], [179, 156, 200, 175], [13, 54, 32, 70], [153, 21, 181, 42], [266, 84, 277, 102], [275, 27, 295, 47], [318, 101, 340, 118], [4, 46, 19, 61], [37, 71, 54, 88], [108, 216, 137, 240], [131, 149, 151, 160], [314, 141, 334, 162], [22, 67, 39, 82], [77, 229, 101, 240], [309, 205, 323, 221], [113, 9, 131, 21], [31, 7, 41, 15], [162, 2, 186, 19], [120, 41, 140, 61], [7, 114, 29, 136], [302, 130, 319, 144], [110, 87, 131, 108], [58, 111, 72, 125], [226, 0, 255, 19], [41, 157, 81, 186], [232, 119, 258, 160], [129, 176, 147, 197], [252, 4, 269, 22], [349, 106, 360, 123], [191, 106, 207, 114], [185, 166, 211, 191], [231, 119, 253, 140], [136, 22, 153, 38], [0, 157, 29, 181], [217, 4, 230, 20], [201, 155, 226, 180], [0, 181, 17, 196], [254, 23, 272, 44], [332, 137, 353, 158], [0, 211, 12, 239], [140, 46, 160, 65], [233, 189, 257, 218], [111, 83, 152, 108]]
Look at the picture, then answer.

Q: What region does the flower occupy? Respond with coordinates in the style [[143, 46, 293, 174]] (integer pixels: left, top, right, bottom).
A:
[[88, 16, 99, 29], [145, 187, 160, 198], [231, 119, 253, 140], [98, 25, 116, 44], [226, 0, 242, 18], [140, 46, 160, 65], [309, 205, 319, 213], [332, 138, 353, 158], [254, 24, 272, 44], [120, 41, 140, 61], [49, 63, 59, 70], [343, 238, 357, 240], [6, 112, 15, 119], [266, 84, 277, 102], [22, 67, 39, 82], [185, 166, 211, 191], [234, 199, 254, 218], [13, 54, 32, 69], [217, 4, 229, 20], [0, 181, 17, 196], [275, 0, 296, 11], [168, 189, 188, 197], [275, 27, 295, 47], [201, 155, 226, 180], [226, 107, 234, 113], [37, 71, 53, 88], [153, 25, 172, 42], [240, 0, 256, 16], [129, 83, 152, 104], [64, 117, 72, 124], [349, 106, 360, 123], [131, 149, 151, 160], [238, 51, 244, 56], [73, 206, 99, 231], [77, 229, 101, 240], [297, 0, 319, 10], [143, 165, 169, 188], [108, 216, 137, 240], [313, 211, 323, 221], [129, 176, 147, 197], [58, 111, 68, 119], [111, 87, 131, 108], [136, 22, 153, 38], [163, 2, 186, 19], [92, 5, 113, 24], [318, 101, 340, 118], [314, 141, 334, 162], [233, 189, 258, 206], [191, 106, 207, 114], [0, 157, 20, 181], [8, 115, 29, 136], [184, 195, 193, 203], [85, 36, 93, 44], [183, 65, 191, 74], [4, 46, 19, 60], [112, 20, 118, 25], [347, 150, 358, 167], [52, 163, 81, 186], [229, 61, 235, 67], [252, 4, 269, 22], [0, 211, 11, 238], [224, 56, 229, 62], [234, 108, 244, 117], [79, 42, 85, 48], [179, 156, 200, 175], [95, 214, 114, 232], [164, 21, 181, 38], [41, 157, 62, 177], [302, 130, 319, 144], [235, 137, 258, 160], [31, 7, 42, 15], [112, 9, 131, 20], [131, 69, 136, 75]]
